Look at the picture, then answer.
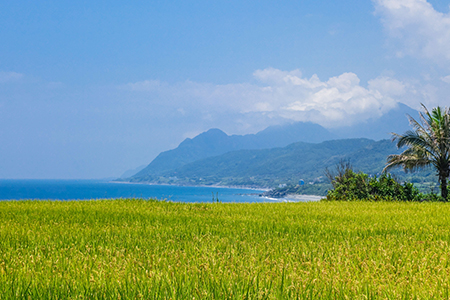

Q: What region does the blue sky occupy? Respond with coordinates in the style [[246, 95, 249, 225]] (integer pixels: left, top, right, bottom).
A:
[[2, 0, 450, 179]]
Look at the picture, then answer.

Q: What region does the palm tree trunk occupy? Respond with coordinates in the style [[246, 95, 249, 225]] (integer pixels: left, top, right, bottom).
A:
[[441, 175, 448, 201]]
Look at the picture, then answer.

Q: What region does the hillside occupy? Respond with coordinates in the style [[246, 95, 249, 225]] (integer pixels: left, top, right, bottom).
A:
[[331, 103, 419, 140], [129, 138, 404, 188], [133, 122, 333, 177], [127, 102, 419, 180]]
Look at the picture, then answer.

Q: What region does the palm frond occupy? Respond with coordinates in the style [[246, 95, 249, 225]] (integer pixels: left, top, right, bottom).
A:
[[395, 131, 434, 154], [385, 104, 450, 179], [384, 153, 432, 173]]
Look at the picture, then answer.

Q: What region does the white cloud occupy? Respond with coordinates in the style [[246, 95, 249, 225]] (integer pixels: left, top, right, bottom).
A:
[[125, 68, 406, 129], [276, 71, 400, 126], [0, 71, 23, 83], [368, 76, 405, 95], [374, 0, 450, 64]]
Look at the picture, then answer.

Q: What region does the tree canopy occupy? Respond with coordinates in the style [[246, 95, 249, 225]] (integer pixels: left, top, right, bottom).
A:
[[384, 105, 450, 200]]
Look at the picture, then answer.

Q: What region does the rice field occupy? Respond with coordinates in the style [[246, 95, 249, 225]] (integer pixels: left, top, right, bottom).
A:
[[1, 199, 450, 299]]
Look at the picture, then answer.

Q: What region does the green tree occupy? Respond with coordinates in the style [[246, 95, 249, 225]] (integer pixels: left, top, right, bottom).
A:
[[384, 105, 450, 200], [326, 168, 421, 201]]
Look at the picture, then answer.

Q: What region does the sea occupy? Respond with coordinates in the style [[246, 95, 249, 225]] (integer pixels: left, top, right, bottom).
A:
[[0, 180, 271, 203]]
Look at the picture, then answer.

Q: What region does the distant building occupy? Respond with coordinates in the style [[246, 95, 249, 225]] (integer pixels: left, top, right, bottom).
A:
[[278, 183, 287, 188]]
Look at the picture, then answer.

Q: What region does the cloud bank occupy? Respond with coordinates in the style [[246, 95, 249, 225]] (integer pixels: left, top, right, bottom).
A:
[[125, 68, 405, 130], [374, 0, 450, 64], [0, 66, 444, 179]]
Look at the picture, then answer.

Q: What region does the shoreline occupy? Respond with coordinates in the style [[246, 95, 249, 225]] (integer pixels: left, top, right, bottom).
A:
[[258, 194, 323, 202], [282, 194, 324, 202], [112, 181, 324, 202], [111, 180, 270, 192]]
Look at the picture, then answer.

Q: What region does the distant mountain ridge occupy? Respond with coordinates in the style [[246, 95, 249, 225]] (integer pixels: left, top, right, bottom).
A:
[[133, 122, 333, 177], [129, 138, 403, 188], [331, 103, 419, 140], [126, 102, 421, 186]]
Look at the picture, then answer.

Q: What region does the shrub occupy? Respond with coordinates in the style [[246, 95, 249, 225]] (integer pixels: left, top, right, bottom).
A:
[[326, 169, 422, 201]]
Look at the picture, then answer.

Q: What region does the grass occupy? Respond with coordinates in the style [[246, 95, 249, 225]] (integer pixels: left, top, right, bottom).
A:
[[1, 199, 450, 299]]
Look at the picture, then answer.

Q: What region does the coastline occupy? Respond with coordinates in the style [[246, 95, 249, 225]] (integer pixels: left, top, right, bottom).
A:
[[111, 181, 323, 202], [111, 180, 270, 192], [1, 180, 321, 202], [259, 194, 323, 202], [282, 194, 323, 202]]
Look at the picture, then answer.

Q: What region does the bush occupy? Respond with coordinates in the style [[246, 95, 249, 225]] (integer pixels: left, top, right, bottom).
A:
[[326, 169, 423, 201]]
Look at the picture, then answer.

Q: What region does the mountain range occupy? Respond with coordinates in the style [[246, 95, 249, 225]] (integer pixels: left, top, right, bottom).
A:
[[130, 138, 403, 187], [122, 103, 424, 188]]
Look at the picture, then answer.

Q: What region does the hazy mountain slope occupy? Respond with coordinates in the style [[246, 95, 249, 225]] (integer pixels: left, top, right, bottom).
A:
[[130, 102, 419, 182], [119, 165, 146, 179], [133, 122, 333, 178], [170, 139, 375, 177], [130, 138, 400, 187], [249, 121, 334, 146], [331, 103, 419, 140], [134, 128, 230, 177]]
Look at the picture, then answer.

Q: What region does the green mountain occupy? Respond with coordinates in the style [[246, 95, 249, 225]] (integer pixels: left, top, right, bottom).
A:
[[129, 138, 406, 188], [133, 122, 333, 177], [126, 103, 420, 181]]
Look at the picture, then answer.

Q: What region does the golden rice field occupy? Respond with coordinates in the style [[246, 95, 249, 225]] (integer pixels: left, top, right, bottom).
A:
[[1, 199, 450, 299]]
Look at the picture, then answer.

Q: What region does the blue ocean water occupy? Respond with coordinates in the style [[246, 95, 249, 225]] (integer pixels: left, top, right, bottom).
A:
[[0, 180, 268, 203]]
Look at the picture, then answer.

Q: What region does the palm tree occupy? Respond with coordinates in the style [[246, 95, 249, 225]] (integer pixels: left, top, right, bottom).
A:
[[384, 104, 450, 200]]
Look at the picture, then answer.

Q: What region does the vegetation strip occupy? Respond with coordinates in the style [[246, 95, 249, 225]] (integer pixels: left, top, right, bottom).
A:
[[1, 199, 450, 299]]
